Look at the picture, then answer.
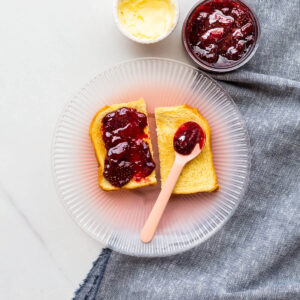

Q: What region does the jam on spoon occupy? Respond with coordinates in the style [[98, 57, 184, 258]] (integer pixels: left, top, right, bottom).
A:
[[185, 0, 256, 67], [173, 121, 206, 155], [141, 121, 206, 243], [102, 107, 155, 187]]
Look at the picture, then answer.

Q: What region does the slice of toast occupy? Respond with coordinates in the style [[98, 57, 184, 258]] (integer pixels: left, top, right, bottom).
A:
[[90, 98, 156, 191], [155, 105, 219, 194]]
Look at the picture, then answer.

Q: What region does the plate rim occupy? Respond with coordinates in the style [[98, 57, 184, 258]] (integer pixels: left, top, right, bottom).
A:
[[51, 57, 251, 257]]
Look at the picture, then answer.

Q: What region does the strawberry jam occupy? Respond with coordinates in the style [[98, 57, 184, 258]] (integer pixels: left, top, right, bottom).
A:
[[174, 122, 206, 155], [185, 0, 256, 67], [102, 107, 155, 187]]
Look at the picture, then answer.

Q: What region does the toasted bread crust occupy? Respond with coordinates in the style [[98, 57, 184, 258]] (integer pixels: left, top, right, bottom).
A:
[[90, 99, 156, 191]]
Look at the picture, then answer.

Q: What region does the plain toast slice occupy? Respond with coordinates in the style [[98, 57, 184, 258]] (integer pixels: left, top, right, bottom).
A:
[[155, 105, 219, 194]]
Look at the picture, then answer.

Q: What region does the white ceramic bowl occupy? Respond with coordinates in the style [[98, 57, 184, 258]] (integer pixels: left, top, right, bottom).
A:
[[113, 0, 179, 44]]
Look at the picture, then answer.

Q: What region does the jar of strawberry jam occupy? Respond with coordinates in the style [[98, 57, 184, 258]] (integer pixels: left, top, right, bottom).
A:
[[182, 0, 260, 72]]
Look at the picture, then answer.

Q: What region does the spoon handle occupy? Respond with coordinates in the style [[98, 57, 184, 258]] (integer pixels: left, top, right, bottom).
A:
[[140, 159, 185, 243]]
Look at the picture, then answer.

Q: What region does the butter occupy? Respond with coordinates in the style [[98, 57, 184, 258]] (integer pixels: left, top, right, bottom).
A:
[[118, 0, 175, 40]]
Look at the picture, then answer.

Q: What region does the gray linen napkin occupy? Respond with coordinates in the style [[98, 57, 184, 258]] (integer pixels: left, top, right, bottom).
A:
[[74, 0, 300, 299]]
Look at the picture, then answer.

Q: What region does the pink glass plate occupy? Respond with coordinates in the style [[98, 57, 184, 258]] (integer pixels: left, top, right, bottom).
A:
[[52, 58, 250, 257]]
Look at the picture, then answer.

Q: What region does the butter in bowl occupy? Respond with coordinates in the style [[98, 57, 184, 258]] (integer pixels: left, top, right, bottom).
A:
[[114, 0, 179, 44]]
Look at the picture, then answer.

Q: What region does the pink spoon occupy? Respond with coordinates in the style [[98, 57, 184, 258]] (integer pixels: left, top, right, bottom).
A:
[[141, 122, 206, 243]]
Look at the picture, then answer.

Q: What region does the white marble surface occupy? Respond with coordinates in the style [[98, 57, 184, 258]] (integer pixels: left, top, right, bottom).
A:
[[0, 0, 196, 299]]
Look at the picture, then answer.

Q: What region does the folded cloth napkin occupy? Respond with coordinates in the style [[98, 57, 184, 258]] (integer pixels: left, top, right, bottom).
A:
[[74, 0, 300, 299]]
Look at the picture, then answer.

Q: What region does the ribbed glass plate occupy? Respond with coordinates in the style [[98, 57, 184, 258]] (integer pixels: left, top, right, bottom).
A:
[[52, 58, 250, 257]]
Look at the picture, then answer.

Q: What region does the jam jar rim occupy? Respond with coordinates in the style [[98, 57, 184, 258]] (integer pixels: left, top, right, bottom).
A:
[[182, 0, 261, 73]]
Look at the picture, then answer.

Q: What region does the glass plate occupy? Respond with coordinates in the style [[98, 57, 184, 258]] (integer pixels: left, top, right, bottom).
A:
[[52, 58, 250, 257]]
